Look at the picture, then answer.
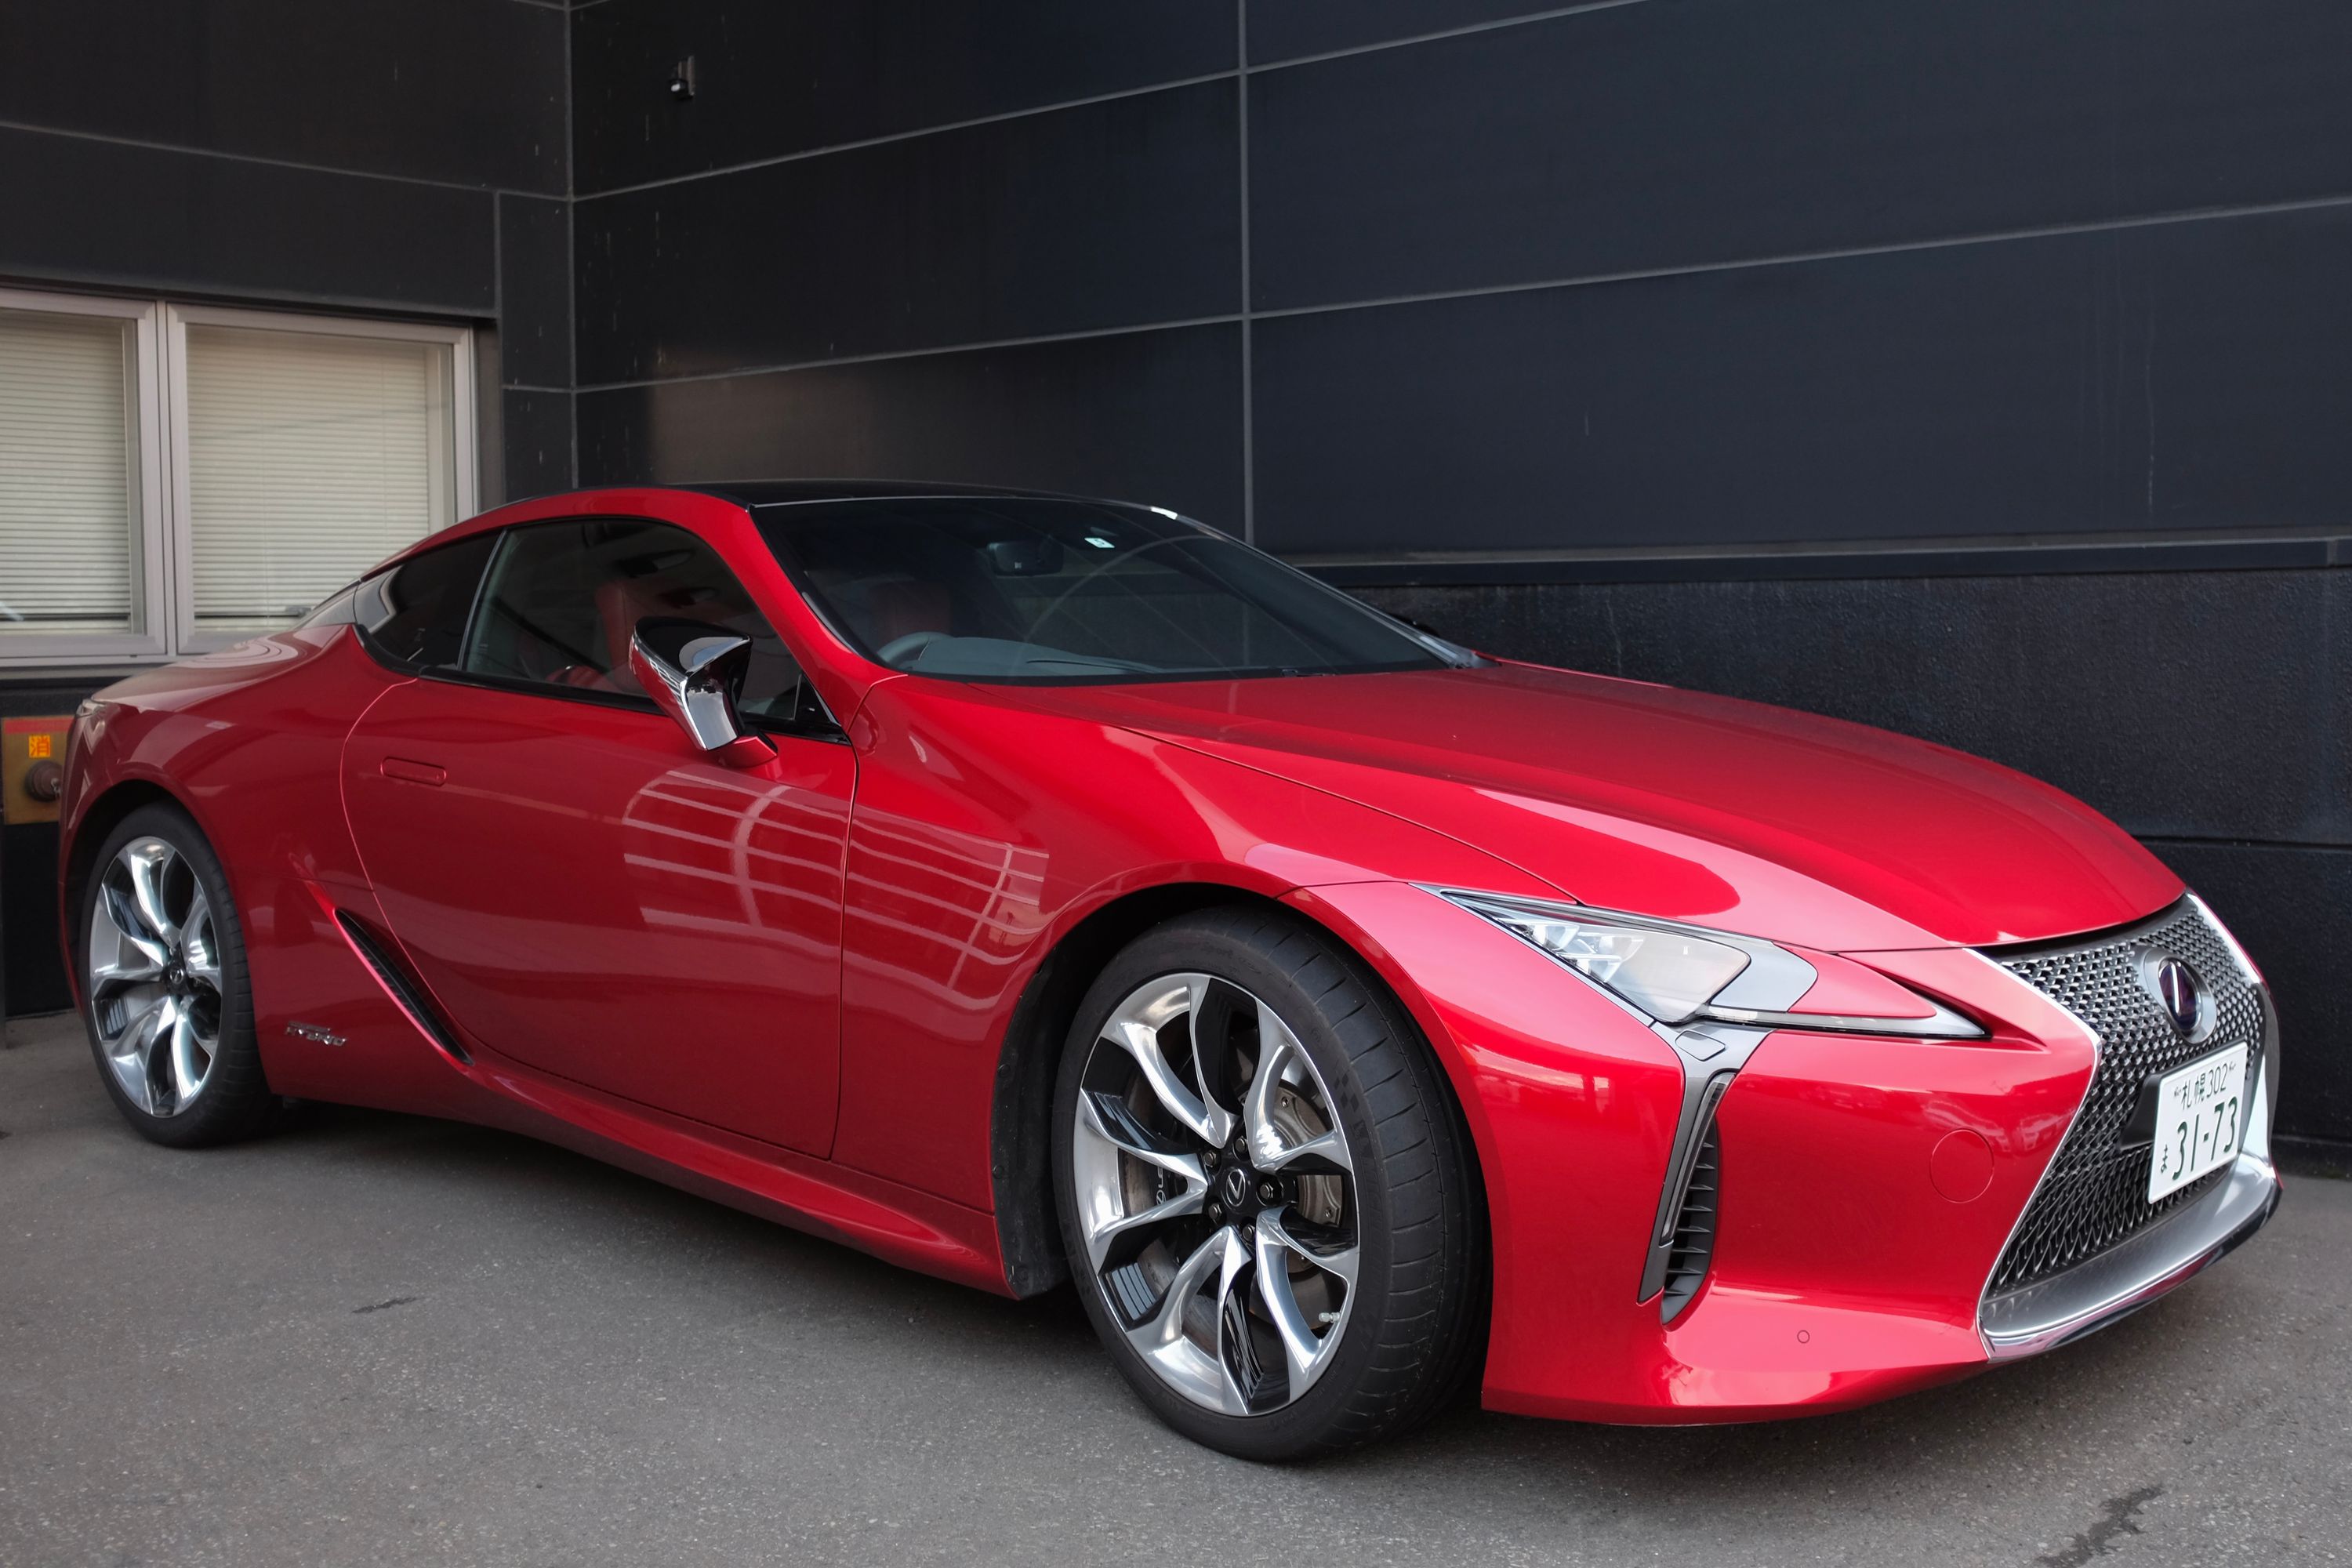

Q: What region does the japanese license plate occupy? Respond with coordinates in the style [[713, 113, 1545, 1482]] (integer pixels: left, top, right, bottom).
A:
[[2147, 1044, 2249, 1203]]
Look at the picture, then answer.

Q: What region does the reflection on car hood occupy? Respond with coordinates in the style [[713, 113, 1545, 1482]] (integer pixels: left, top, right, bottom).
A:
[[1008, 662, 2180, 950]]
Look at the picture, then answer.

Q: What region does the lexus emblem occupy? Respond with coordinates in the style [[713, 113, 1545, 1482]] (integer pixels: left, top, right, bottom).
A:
[[1221, 1165, 1250, 1209], [2153, 955, 2204, 1036]]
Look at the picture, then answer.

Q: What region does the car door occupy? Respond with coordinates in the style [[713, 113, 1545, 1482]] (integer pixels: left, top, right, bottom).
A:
[[341, 515, 853, 1156]]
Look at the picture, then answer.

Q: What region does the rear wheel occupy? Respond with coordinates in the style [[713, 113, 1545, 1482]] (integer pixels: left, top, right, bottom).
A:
[[1053, 906, 1482, 1459], [79, 803, 275, 1147]]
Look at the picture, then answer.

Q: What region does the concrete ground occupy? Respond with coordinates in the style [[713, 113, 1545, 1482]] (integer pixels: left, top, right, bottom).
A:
[[2, 1010, 2346, 1568]]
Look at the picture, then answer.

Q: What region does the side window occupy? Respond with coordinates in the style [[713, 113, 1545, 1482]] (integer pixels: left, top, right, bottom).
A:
[[459, 518, 813, 728], [351, 532, 496, 670]]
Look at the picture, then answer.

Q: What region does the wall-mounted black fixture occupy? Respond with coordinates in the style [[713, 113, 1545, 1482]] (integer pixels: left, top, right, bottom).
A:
[[669, 56, 697, 102]]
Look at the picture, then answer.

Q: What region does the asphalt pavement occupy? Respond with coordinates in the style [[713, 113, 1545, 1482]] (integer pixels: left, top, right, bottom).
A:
[[3, 1009, 2347, 1567]]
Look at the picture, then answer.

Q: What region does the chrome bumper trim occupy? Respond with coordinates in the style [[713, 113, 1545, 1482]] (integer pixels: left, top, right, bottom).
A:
[[1980, 1149, 2282, 1361]]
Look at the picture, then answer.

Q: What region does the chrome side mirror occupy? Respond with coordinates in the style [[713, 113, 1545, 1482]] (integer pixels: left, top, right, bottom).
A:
[[628, 616, 775, 766]]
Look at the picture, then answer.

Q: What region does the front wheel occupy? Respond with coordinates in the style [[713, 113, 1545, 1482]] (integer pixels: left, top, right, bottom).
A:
[[1053, 906, 1483, 1459]]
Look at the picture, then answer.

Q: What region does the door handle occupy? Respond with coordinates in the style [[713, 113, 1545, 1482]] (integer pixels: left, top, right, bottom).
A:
[[380, 757, 447, 787]]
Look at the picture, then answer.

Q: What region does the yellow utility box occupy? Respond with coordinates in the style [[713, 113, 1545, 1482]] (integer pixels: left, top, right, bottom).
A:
[[2, 717, 71, 826]]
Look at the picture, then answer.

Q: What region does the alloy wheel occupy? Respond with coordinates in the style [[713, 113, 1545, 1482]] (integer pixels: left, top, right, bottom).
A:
[[1070, 972, 1359, 1416], [86, 836, 223, 1118]]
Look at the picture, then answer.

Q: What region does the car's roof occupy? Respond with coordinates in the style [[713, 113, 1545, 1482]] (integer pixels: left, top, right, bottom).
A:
[[394, 480, 1185, 574], [682, 479, 1155, 511]]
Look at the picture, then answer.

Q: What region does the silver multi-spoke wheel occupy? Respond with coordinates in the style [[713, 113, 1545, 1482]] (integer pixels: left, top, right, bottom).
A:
[[1071, 972, 1360, 1417], [86, 836, 224, 1118], [1058, 911, 1480, 1457]]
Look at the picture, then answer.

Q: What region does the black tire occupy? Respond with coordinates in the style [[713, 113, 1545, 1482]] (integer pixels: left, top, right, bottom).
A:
[[77, 801, 277, 1148], [1052, 904, 1484, 1460]]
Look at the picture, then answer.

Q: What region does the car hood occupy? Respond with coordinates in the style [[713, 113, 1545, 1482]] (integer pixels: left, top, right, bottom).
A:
[[1008, 662, 2180, 951]]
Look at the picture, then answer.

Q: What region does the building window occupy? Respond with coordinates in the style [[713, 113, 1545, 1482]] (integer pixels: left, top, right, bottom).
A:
[[0, 289, 474, 668], [0, 291, 163, 660]]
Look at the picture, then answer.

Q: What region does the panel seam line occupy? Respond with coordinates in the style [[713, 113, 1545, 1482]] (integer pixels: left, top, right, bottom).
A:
[[569, 191, 2352, 394], [0, 118, 555, 197], [574, 71, 1243, 201]]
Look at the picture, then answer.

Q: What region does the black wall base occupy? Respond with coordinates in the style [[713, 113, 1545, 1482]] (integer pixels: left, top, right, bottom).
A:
[[2, 822, 67, 1018], [1, 681, 98, 1020]]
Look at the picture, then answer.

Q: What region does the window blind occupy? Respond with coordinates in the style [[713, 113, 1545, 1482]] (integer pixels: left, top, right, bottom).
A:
[[184, 325, 456, 629], [0, 310, 140, 633]]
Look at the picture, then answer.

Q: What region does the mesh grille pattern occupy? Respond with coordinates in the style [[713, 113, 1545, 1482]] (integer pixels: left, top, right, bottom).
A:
[[1987, 902, 2263, 1297]]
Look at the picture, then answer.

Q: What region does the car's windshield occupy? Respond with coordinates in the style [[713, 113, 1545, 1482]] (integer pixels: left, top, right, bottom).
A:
[[754, 496, 1473, 684]]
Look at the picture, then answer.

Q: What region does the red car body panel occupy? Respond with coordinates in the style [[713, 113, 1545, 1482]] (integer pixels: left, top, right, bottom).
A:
[[56, 486, 2232, 1424], [1010, 665, 2180, 950], [342, 676, 855, 1156], [1292, 881, 2098, 1420], [826, 674, 1544, 1209]]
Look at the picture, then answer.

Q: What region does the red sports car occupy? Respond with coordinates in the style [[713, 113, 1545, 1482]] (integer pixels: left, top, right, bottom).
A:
[[59, 483, 2281, 1458]]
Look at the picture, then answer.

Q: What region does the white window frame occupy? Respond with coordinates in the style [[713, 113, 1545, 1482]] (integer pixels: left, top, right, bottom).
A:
[[0, 285, 171, 666], [0, 291, 477, 670]]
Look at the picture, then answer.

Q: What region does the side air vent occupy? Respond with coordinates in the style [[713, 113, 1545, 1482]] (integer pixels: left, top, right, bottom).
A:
[[1659, 1123, 1721, 1323], [335, 911, 471, 1064]]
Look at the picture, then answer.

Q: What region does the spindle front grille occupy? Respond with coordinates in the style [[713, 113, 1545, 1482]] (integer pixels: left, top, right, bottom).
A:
[[1986, 901, 2263, 1298]]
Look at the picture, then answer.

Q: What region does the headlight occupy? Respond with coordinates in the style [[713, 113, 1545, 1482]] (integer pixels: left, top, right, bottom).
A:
[[1434, 888, 1981, 1039], [1472, 906, 1749, 1023]]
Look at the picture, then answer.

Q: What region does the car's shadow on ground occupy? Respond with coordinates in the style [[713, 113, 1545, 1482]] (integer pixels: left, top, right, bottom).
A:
[[261, 1091, 2242, 1512]]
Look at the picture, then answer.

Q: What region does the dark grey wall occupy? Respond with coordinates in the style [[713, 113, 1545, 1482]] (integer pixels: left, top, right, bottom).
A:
[[568, 0, 1245, 521], [2, 2, 2343, 1143], [0, 0, 575, 503], [565, 0, 2352, 1145]]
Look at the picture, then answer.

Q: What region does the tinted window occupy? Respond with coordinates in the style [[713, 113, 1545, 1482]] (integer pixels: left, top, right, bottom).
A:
[[757, 498, 1468, 684], [352, 532, 495, 670], [459, 518, 811, 727]]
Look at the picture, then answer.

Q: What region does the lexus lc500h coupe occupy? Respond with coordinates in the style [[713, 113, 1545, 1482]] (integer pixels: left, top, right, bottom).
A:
[[61, 482, 2281, 1458]]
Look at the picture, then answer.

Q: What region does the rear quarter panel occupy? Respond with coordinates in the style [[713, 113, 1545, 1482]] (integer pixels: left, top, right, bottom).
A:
[[63, 627, 434, 1105]]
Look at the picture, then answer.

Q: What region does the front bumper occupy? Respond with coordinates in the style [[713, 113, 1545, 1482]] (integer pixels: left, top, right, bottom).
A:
[[1981, 1151, 2281, 1359], [1982, 1077, 2282, 1361], [1297, 881, 2285, 1424]]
